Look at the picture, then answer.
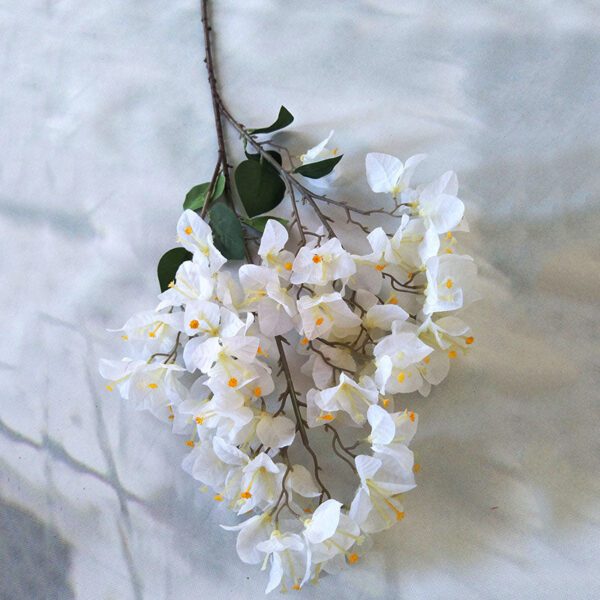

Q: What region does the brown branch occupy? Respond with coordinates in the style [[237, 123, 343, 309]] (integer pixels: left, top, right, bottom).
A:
[[275, 335, 331, 500]]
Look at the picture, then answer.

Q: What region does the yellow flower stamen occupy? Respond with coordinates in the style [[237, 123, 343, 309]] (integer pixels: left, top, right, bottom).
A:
[[195, 416, 204, 425], [317, 413, 335, 421], [409, 411, 416, 422], [300, 337, 309, 346], [284, 262, 293, 271], [347, 553, 359, 564], [312, 254, 322, 264], [384, 498, 405, 521], [375, 264, 385, 271], [106, 385, 114, 392], [315, 317, 324, 326], [382, 398, 390, 408], [147, 383, 158, 389], [445, 278, 454, 289], [184, 226, 193, 235], [240, 490, 252, 500], [228, 377, 238, 388], [465, 336, 474, 345], [448, 349, 457, 359], [413, 463, 421, 473], [213, 494, 224, 502], [185, 440, 195, 448], [388, 296, 398, 305], [397, 372, 406, 383], [189, 319, 199, 329], [253, 387, 262, 397]]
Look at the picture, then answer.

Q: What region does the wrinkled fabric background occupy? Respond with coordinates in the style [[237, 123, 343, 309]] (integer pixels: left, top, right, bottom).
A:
[[1, 1, 599, 599]]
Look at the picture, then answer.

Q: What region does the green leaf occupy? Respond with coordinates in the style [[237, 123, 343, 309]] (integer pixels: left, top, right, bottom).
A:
[[234, 159, 286, 217], [294, 155, 343, 179], [249, 106, 294, 135], [245, 150, 283, 166], [157, 247, 193, 292], [183, 174, 226, 210], [209, 203, 245, 260], [242, 216, 289, 233]]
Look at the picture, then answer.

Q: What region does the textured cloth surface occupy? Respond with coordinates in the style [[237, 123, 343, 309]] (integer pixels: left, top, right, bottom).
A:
[[1, 1, 599, 599]]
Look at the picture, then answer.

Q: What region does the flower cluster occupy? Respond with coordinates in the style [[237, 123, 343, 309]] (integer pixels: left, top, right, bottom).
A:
[[101, 150, 478, 593]]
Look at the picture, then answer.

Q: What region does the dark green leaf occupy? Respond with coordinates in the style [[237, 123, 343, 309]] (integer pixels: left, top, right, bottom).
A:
[[294, 155, 343, 179], [245, 150, 283, 166], [242, 216, 289, 233], [249, 106, 294, 135], [234, 159, 286, 217], [209, 203, 245, 260], [183, 174, 226, 211], [157, 247, 193, 292]]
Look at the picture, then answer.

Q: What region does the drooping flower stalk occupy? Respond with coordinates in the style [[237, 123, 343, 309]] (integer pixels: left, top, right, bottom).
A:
[[100, 1, 481, 593]]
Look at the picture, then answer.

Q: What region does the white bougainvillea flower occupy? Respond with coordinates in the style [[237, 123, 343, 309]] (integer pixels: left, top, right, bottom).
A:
[[157, 258, 214, 309], [182, 300, 218, 337], [291, 238, 356, 286], [304, 511, 362, 578], [418, 315, 473, 350], [238, 453, 282, 514], [385, 216, 439, 271], [413, 171, 464, 234], [299, 130, 341, 189], [303, 499, 342, 544], [112, 310, 183, 353], [194, 394, 255, 442], [423, 254, 479, 315], [127, 362, 186, 413], [365, 152, 426, 198], [300, 130, 336, 164], [184, 333, 259, 374], [256, 530, 307, 593], [367, 405, 418, 461], [350, 453, 415, 533], [221, 513, 274, 565], [373, 322, 433, 394], [316, 374, 379, 425], [239, 264, 297, 337], [182, 435, 241, 490], [214, 270, 244, 311], [297, 292, 361, 340], [257, 220, 296, 278], [347, 228, 389, 293], [99, 358, 147, 398], [364, 304, 409, 332], [256, 414, 296, 449], [177, 209, 226, 271], [415, 349, 450, 396]]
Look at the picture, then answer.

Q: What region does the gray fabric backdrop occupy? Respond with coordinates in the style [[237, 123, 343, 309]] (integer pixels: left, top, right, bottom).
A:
[[1, 1, 599, 598]]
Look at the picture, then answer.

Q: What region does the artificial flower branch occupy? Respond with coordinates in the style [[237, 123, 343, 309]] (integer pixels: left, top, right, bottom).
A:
[[101, 0, 480, 593]]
